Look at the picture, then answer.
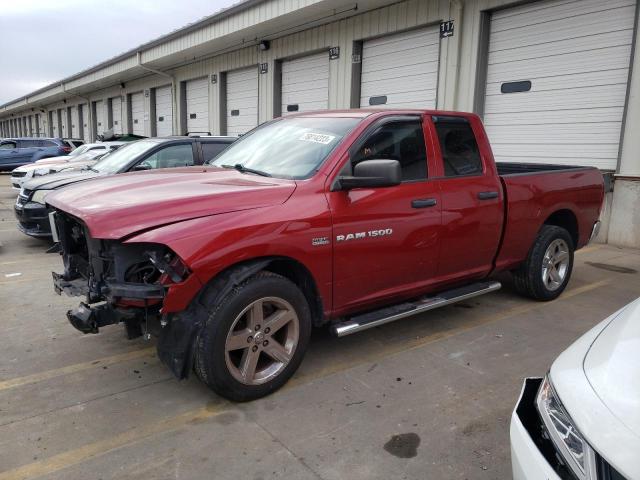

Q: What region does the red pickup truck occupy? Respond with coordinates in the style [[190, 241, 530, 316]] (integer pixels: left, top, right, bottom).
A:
[[48, 110, 604, 401]]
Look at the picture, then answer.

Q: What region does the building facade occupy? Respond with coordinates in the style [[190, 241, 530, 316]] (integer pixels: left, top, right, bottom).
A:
[[1, 0, 639, 247]]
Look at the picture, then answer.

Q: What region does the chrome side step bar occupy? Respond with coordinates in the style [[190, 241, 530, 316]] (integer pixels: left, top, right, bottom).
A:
[[331, 281, 501, 337]]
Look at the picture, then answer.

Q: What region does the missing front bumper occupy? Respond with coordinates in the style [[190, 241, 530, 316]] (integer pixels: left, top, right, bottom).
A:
[[52, 271, 165, 300]]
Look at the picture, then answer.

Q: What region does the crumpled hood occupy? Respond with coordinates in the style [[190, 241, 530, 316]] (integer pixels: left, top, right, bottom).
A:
[[584, 297, 640, 438], [46, 166, 296, 239]]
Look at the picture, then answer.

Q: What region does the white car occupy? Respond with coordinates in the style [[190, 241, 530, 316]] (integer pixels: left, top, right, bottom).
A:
[[10, 141, 124, 189], [511, 297, 640, 480]]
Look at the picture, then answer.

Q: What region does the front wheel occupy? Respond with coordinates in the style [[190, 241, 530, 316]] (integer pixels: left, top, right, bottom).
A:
[[194, 271, 311, 401], [512, 225, 574, 301]]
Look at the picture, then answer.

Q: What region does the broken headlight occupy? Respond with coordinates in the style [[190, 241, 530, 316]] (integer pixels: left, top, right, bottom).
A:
[[536, 376, 597, 480], [144, 249, 189, 284]]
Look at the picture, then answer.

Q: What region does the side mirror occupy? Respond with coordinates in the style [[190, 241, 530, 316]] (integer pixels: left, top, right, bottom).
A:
[[335, 159, 401, 190], [133, 163, 151, 171]]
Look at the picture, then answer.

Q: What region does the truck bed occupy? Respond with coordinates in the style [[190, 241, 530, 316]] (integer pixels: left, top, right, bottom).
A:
[[494, 163, 604, 272]]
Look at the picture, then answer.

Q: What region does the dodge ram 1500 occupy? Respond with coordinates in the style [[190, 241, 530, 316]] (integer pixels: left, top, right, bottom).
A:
[[47, 110, 604, 401]]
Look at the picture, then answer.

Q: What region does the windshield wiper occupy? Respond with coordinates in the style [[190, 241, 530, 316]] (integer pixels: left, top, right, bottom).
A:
[[221, 163, 271, 177]]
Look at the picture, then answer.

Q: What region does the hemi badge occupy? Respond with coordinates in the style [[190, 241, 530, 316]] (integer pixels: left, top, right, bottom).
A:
[[312, 237, 330, 246]]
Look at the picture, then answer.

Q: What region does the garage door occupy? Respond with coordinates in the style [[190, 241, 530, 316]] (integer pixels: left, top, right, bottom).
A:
[[155, 85, 173, 136], [111, 97, 123, 134], [360, 26, 440, 109], [70, 106, 79, 138], [80, 104, 90, 140], [130, 92, 144, 136], [95, 101, 104, 136], [484, 0, 636, 169], [281, 52, 329, 115], [59, 109, 68, 138], [50, 112, 57, 137], [186, 77, 209, 133], [226, 67, 258, 136]]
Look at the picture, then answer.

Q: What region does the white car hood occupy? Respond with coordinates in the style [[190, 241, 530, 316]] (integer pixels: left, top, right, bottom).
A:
[[584, 297, 640, 438], [550, 299, 640, 479], [35, 155, 69, 165], [13, 162, 64, 174]]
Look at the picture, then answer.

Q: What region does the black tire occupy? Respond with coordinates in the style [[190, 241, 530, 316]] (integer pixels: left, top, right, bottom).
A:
[[512, 225, 574, 301], [194, 271, 311, 401]]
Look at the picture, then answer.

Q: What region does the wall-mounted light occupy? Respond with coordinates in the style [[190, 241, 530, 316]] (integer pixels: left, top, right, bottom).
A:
[[120, 82, 125, 89], [259, 40, 270, 51]]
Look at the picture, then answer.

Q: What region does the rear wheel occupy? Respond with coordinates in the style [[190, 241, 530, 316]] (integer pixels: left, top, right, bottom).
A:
[[512, 225, 574, 301], [194, 271, 311, 401]]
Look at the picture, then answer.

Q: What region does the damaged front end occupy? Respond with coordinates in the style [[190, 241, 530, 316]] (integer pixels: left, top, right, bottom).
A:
[[51, 210, 190, 340]]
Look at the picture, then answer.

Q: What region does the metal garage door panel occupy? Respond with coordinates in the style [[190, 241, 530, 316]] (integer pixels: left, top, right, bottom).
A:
[[95, 101, 104, 136], [155, 85, 173, 136], [51, 112, 58, 137], [281, 52, 329, 115], [81, 104, 90, 140], [111, 98, 123, 134], [186, 77, 209, 133], [226, 67, 258, 136], [70, 107, 79, 137], [484, 0, 636, 170], [130, 92, 144, 136], [360, 26, 440, 109], [60, 109, 68, 138], [491, 0, 632, 34]]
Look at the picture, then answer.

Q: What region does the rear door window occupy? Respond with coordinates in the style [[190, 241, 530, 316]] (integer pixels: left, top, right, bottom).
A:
[[433, 117, 483, 177], [0, 141, 17, 150], [202, 142, 230, 163], [137, 143, 195, 169], [38, 140, 57, 147]]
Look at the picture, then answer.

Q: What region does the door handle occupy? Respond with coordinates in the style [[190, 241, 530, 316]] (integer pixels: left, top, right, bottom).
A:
[[411, 198, 437, 208], [477, 191, 499, 200]]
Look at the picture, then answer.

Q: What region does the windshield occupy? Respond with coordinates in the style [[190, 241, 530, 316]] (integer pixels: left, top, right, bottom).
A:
[[69, 144, 90, 157], [69, 151, 103, 163], [92, 140, 157, 174], [210, 117, 361, 179]]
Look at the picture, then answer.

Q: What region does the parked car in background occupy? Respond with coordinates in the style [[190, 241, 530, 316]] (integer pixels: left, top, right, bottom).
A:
[[511, 296, 640, 480], [15, 136, 235, 237], [0, 138, 72, 171], [46, 110, 604, 401], [64, 139, 84, 150], [11, 142, 125, 190]]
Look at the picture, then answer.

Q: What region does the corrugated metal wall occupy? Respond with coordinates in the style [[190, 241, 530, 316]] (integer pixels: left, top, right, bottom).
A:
[[1, 0, 637, 153]]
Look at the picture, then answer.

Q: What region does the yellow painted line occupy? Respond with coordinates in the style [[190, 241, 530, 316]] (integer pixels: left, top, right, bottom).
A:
[[0, 279, 611, 395], [576, 244, 601, 255], [287, 279, 611, 389], [0, 403, 227, 480], [0, 347, 156, 392], [0, 279, 611, 480], [0, 277, 40, 286]]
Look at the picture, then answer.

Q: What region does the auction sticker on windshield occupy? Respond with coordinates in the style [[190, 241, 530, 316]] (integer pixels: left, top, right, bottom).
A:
[[299, 132, 335, 144]]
